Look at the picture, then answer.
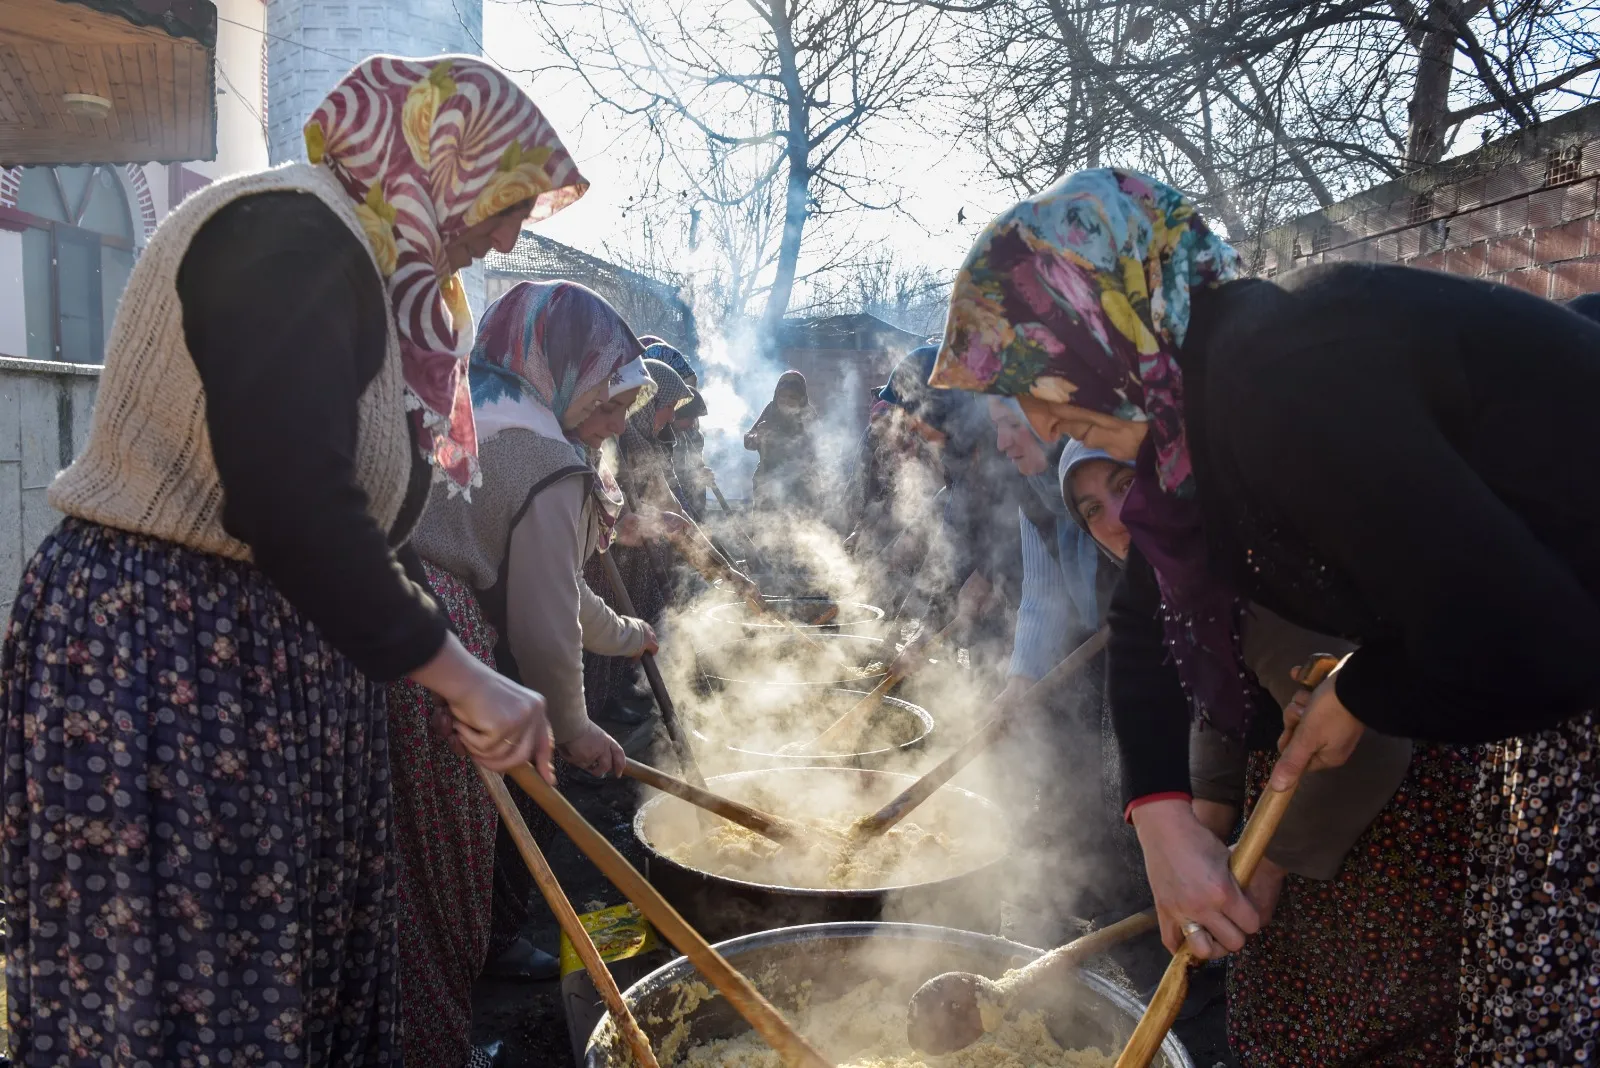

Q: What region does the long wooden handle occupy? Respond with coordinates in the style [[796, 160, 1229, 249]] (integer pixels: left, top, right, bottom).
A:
[[623, 758, 805, 844], [477, 766, 661, 1068], [1113, 653, 1340, 1068], [506, 765, 833, 1068], [801, 620, 956, 754], [804, 674, 900, 754], [1027, 909, 1159, 980], [708, 480, 768, 571], [855, 627, 1110, 838], [598, 549, 705, 789]]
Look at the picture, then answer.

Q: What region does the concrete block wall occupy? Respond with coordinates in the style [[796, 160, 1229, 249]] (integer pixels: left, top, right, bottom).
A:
[[266, 0, 482, 166], [0, 358, 100, 621], [1247, 103, 1600, 299], [265, 0, 487, 309]]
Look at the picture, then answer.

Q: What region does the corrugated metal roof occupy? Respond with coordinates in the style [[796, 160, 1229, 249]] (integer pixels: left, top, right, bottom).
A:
[[484, 232, 698, 356]]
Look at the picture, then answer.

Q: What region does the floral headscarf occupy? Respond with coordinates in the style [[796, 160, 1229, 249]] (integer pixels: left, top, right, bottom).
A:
[[469, 280, 651, 452], [305, 55, 588, 493], [931, 168, 1259, 734], [929, 167, 1240, 495]]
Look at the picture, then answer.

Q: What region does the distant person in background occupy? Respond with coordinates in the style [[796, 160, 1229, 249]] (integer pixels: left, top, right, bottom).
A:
[[744, 369, 819, 513], [672, 387, 712, 521], [638, 337, 713, 520], [878, 344, 1025, 679], [397, 280, 654, 1054]]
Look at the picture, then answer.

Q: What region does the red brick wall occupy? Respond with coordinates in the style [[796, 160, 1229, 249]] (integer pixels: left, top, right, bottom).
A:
[[1253, 107, 1600, 301]]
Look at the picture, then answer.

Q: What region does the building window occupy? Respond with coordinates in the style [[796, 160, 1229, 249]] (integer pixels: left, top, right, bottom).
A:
[[17, 165, 135, 364]]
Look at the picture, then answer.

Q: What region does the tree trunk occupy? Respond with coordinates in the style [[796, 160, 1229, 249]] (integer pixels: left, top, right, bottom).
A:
[[1405, 0, 1458, 168], [761, 145, 809, 341], [759, 1, 809, 348]]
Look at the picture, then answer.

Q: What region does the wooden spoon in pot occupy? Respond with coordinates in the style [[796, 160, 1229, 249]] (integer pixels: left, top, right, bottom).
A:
[[623, 757, 811, 845], [907, 910, 1158, 1054]]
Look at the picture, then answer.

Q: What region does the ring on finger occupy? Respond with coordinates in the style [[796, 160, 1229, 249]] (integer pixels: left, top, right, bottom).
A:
[[1181, 921, 1204, 938]]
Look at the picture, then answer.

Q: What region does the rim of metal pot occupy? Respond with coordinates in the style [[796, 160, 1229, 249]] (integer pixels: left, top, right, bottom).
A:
[[702, 596, 886, 631], [689, 687, 934, 764], [696, 633, 888, 688], [586, 921, 1196, 1068], [632, 766, 1006, 898]]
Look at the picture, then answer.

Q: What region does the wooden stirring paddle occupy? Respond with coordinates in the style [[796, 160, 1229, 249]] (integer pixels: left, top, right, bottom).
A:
[[599, 550, 706, 789], [1112, 654, 1343, 1068], [622, 757, 809, 844], [795, 619, 959, 755], [503, 764, 833, 1068], [476, 766, 661, 1068], [852, 627, 1110, 840], [907, 909, 1158, 1054]]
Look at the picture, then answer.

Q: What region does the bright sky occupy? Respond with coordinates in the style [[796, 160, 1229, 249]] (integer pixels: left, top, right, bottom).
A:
[[479, 0, 1016, 288]]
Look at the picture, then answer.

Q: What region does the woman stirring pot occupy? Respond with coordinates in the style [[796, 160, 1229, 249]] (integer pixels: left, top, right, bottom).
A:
[[2, 55, 580, 1063], [929, 168, 1599, 1065]]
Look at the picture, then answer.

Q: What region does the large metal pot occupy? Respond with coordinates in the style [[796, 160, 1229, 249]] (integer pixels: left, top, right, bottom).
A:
[[689, 686, 934, 771], [702, 595, 885, 638], [696, 633, 888, 695], [633, 767, 1006, 943], [584, 921, 1195, 1068]]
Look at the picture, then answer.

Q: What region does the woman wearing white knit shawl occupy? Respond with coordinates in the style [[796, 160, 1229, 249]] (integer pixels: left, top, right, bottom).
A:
[[2, 56, 582, 1065]]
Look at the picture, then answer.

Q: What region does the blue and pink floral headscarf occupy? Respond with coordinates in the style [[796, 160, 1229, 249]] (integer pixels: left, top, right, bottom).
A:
[[470, 280, 652, 453], [929, 168, 1240, 494], [930, 168, 1257, 734]]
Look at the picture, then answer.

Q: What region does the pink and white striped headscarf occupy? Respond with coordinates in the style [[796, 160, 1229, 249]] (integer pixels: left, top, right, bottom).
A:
[[304, 55, 587, 492]]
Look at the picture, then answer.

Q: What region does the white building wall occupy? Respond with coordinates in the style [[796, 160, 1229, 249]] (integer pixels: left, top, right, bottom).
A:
[[0, 6, 266, 576]]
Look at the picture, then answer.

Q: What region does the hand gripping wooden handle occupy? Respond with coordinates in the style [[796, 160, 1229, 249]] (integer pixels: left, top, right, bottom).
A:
[[1112, 654, 1341, 1068]]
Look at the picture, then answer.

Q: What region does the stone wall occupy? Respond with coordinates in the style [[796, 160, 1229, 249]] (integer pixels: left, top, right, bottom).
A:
[[0, 358, 99, 621], [1243, 103, 1600, 299]]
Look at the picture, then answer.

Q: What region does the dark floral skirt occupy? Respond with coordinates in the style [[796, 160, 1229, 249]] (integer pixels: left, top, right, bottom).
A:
[[1458, 709, 1600, 1067], [386, 564, 498, 1068], [1228, 742, 1478, 1068], [0, 518, 397, 1066]]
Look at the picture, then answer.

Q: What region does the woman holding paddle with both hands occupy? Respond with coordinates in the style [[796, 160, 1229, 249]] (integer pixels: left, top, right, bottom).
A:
[[928, 167, 1600, 1065]]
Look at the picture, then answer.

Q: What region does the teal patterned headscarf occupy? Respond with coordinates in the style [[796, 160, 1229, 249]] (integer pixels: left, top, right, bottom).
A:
[[929, 168, 1240, 496], [932, 169, 1260, 735]]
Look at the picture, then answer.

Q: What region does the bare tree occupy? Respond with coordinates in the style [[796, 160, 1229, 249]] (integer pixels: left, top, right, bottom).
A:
[[525, 0, 946, 347], [797, 257, 952, 334], [945, 0, 1600, 234]]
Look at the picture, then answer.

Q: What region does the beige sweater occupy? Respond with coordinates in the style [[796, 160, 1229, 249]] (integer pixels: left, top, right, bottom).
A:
[[50, 162, 413, 562], [413, 430, 650, 742]]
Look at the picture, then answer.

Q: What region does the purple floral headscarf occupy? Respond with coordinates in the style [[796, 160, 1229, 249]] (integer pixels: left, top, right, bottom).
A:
[[930, 168, 1258, 734]]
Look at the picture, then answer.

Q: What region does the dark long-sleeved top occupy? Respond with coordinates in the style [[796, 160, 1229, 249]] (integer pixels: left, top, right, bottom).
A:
[[1110, 263, 1600, 797], [176, 190, 446, 681]]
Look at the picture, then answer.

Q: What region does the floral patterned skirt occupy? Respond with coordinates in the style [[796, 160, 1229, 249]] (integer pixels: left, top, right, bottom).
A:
[[1227, 742, 1478, 1068], [386, 564, 497, 1068], [1457, 709, 1600, 1067], [0, 518, 397, 1066]]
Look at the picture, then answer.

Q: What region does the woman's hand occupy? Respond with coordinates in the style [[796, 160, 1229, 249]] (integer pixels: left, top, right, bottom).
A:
[[1131, 798, 1261, 959], [410, 634, 554, 779], [1240, 852, 1287, 927], [1271, 674, 1365, 792], [559, 721, 627, 778], [631, 622, 659, 658], [614, 513, 646, 547]]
